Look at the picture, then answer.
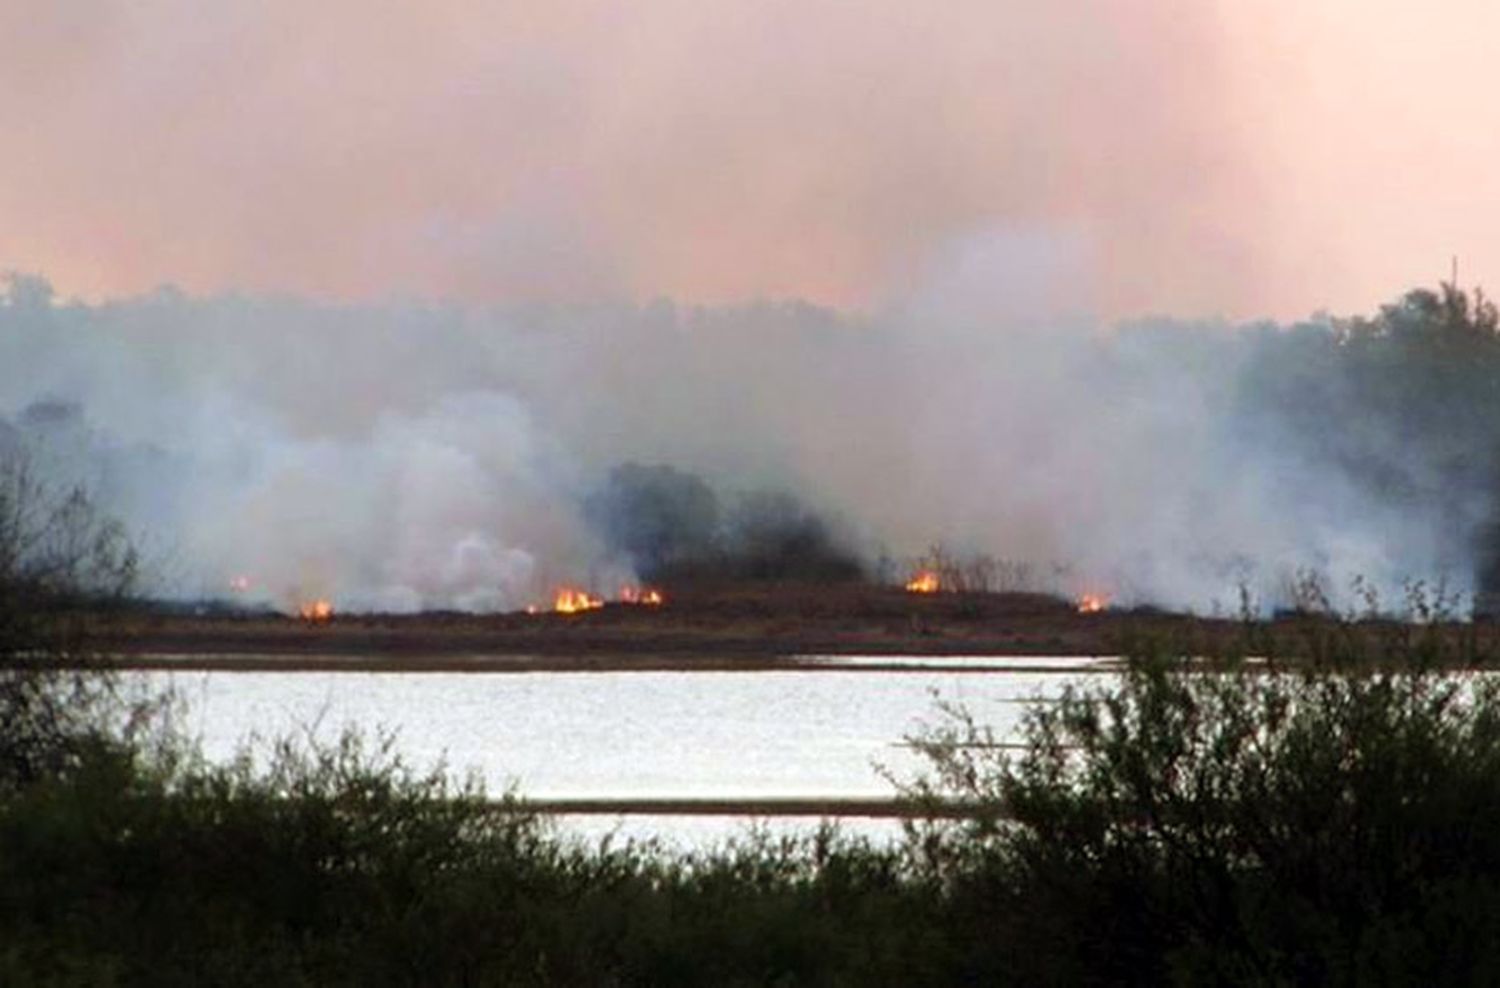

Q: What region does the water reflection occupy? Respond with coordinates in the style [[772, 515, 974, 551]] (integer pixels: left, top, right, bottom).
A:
[[138, 661, 1096, 847]]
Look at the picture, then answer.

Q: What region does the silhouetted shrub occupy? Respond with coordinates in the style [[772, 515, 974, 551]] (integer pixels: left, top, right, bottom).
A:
[[905, 633, 1500, 984], [0, 449, 138, 792]]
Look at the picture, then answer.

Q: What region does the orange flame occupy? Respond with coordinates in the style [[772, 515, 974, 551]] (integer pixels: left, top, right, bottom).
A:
[[298, 599, 334, 622], [619, 586, 665, 606], [553, 587, 604, 614], [1077, 593, 1108, 614], [905, 570, 941, 594]]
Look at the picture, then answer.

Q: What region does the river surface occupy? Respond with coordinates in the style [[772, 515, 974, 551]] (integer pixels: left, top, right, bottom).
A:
[[135, 655, 1115, 848]]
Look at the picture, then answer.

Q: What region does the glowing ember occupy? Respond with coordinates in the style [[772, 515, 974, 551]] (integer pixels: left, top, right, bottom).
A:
[[1077, 593, 1108, 614], [553, 587, 604, 614], [619, 586, 665, 606], [905, 570, 941, 594], [298, 599, 334, 622]]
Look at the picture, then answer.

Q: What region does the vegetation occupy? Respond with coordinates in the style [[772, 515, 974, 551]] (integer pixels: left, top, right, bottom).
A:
[[0, 744, 937, 985], [9, 584, 1500, 982], [587, 462, 863, 585], [0, 450, 138, 792], [905, 646, 1500, 983], [585, 463, 722, 578], [892, 542, 1059, 594], [1232, 282, 1500, 601]]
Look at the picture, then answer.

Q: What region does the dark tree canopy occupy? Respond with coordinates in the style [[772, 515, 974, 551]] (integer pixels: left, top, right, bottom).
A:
[[585, 462, 720, 578], [721, 490, 863, 582], [585, 463, 863, 583], [1223, 283, 1500, 600]]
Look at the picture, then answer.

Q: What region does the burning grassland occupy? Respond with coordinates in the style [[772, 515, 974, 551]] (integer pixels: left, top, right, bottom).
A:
[[552, 588, 604, 614], [905, 570, 941, 594], [527, 585, 666, 615], [297, 599, 334, 622], [1076, 593, 1109, 614], [100, 579, 1220, 667], [619, 586, 665, 606]]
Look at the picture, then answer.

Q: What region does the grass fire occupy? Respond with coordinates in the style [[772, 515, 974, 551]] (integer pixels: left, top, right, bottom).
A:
[[619, 586, 665, 606], [905, 571, 941, 594], [1076, 593, 1108, 614], [297, 599, 333, 622], [552, 588, 604, 614]]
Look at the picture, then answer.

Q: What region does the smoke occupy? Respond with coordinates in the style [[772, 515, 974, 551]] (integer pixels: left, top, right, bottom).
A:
[[0, 270, 1489, 614], [0, 0, 1267, 317], [9, 3, 1500, 614]]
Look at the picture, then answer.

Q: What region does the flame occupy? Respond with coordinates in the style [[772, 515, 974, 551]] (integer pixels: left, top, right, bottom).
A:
[[619, 586, 665, 606], [905, 570, 941, 594], [298, 599, 334, 622], [1077, 593, 1108, 614], [553, 587, 604, 614]]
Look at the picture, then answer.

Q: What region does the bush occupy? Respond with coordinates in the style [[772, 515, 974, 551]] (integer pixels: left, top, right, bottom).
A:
[[905, 641, 1500, 984], [0, 730, 938, 985], [0, 449, 138, 791]]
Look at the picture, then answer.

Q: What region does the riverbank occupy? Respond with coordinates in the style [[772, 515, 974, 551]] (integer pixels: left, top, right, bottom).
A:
[[100, 582, 1495, 669], [105, 585, 1112, 660]]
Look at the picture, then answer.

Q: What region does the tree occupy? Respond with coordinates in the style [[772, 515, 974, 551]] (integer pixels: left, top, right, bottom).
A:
[[1233, 282, 1500, 611], [0, 447, 138, 790], [584, 462, 720, 578], [722, 490, 863, 581]]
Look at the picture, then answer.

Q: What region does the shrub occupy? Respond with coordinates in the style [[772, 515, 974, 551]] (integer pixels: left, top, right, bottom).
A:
[[904, 642, 1500, 984], [0, 449, 139, 791]]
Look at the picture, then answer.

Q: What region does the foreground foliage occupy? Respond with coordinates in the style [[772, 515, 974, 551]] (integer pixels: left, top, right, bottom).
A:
[[906, 647, 1500, 984], [5, 638, 1500, 985], [0, 453, 138, 792], [0, 733, 935, 986]]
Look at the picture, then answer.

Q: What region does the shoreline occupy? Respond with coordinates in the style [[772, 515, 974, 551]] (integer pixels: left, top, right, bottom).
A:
[[96, 584, 1498, 671], [107, 651, 1123, 674]]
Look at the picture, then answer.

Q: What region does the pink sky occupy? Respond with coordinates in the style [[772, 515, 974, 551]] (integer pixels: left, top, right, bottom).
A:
[[3, 1, 1497, 320]]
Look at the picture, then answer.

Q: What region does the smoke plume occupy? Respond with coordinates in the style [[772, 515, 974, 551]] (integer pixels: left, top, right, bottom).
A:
[[0, 271, 1491, 614]]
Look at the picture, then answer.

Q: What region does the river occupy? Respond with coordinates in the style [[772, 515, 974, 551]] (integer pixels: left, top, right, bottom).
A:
[[135, 655, 1115, 848]]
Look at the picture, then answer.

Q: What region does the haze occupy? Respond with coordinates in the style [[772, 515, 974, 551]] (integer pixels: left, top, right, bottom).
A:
[[3, 2, 1498, 613], [4, 1, 1497, 319]]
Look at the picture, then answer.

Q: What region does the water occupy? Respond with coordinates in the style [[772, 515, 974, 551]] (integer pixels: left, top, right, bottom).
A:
[[136, 656, 1111, 848]]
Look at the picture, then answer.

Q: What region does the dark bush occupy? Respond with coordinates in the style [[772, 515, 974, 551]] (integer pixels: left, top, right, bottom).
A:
[[0, 450, 138, 792], [0, 732, 940, 985], [905, 638, 1500, 985]]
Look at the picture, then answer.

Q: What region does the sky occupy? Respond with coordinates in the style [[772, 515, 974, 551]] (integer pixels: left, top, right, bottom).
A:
[[4, 1, 1498, 321]]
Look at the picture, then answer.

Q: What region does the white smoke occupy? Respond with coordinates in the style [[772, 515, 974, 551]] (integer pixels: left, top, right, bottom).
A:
[[0, 270, 1473, 613]]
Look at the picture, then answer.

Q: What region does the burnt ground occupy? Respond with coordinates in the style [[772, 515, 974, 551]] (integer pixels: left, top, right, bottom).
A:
[[95, 582, 1500, 671]]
